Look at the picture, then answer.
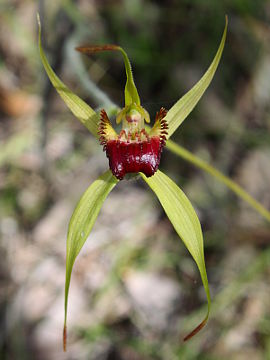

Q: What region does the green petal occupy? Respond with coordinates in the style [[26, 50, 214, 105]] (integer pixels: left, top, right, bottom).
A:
[[166, 139, 270, 223], [37, 14, 99, 138], [141, 170, 210, 340], [63, 170, 118, 350], [165, 16, 228, 139]]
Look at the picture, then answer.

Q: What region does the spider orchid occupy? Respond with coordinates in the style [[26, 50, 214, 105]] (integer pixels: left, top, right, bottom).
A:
[[38, 15, 228, 350]]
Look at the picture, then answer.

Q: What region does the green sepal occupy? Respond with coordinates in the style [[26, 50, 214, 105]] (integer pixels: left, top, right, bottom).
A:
[[63, 170, 118, 350], [118, 46, 141, 107], [75, 44, 140, 107], [141, 170, 210, 340]]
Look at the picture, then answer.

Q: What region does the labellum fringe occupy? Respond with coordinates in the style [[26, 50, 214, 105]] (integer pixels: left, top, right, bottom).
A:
[[99, 108, 168, 179]]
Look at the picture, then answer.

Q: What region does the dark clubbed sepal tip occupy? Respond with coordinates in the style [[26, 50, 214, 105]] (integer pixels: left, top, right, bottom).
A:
[[183, 318, 208, 342], [75, 44, 120, 54], [63, 325, 67, 352]]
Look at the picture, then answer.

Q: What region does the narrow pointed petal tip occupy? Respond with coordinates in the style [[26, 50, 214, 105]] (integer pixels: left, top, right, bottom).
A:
[[164, 16, 228, 138], [38, 19, 99, 137], [37, 13, 41, 27]]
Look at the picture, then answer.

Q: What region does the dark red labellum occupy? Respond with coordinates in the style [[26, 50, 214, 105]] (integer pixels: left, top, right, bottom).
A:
[[99, 108, 168, 180], [105, 137, 163, 180]]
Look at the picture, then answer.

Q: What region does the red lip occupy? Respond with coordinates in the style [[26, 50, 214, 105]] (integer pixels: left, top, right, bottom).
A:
[[105, 137, 163, 180], [99, 107, 168, 180]]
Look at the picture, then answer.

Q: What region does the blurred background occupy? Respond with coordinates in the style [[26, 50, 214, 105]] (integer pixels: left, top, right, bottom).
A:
[[1, 0, 270, 359]]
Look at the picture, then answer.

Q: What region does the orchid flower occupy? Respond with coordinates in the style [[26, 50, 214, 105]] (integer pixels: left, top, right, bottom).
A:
[[38, 15, 229, 350]]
